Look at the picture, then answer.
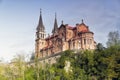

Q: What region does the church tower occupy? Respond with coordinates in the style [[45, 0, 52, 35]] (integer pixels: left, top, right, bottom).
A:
[[35, 9, 46, 58], [52, 13, 58, 35]]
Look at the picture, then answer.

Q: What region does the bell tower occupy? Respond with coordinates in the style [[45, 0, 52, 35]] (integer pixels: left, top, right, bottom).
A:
[[35, 9, 46, 58]]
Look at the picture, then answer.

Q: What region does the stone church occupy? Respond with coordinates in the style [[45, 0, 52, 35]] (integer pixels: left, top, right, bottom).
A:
[[35, 10, 96, 60]]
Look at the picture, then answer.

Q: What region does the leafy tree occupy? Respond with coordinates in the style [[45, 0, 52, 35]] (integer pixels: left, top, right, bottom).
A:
[[96, 43, 105, 51], [24, 66, 34, 80], [107, 31, 120, 47], [1, 40, 120, 80]]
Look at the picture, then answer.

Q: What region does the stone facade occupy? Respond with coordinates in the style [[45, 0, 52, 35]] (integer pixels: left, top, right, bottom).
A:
[[35, 10, 96, 62]]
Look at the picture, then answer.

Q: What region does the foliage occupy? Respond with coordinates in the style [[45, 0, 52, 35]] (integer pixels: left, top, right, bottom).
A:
[[0, 46, 120, 80], [0, 31, 120, 80], [30, 52, 35, 61], [107, 31, 120, 47]]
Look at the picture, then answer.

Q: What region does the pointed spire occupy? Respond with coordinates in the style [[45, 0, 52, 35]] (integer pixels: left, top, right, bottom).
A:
[[61, 20, 64, 24], [81, 19, 84, 23], [37, 9, 45, 32], [52, 12, 58, 34], [55, 12, 57, 19]]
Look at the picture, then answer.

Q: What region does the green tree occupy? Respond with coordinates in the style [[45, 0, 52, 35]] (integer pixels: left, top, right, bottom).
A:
[[9, 54, 26, 80], [96, 43, 105, 51], [107, 31, 120, 47], [24, 66, 34, 80]]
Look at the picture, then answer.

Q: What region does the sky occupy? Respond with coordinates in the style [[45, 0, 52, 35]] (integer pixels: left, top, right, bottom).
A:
[[0, 0, 120, 62]]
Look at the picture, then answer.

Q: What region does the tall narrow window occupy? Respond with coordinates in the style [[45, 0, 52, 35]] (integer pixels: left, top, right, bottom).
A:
[[43, 34, 44, 38], [90, 39, 92, 44], [84, 39, 86, 44]]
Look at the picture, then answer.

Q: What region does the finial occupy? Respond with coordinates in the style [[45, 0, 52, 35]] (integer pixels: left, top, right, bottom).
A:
[[40, 8, 42, 14], [55, 12, 57, 18], [82, 19, 84, 23], [61, 20, 63, 24]]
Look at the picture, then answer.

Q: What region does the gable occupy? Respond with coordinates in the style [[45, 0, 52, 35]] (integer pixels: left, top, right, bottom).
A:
[[58, 25, 65, 32]]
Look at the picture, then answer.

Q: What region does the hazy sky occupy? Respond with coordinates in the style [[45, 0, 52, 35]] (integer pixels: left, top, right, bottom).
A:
[[0, 0, 120, 62]]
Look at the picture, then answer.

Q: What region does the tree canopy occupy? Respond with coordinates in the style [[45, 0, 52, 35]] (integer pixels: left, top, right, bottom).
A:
[[107, 31, 120, 47], [0, 31, 120, 80]]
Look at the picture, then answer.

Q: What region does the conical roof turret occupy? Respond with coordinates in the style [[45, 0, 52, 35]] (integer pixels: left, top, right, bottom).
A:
[[52, 13, 58, 34], [37, 9, 45, 32]]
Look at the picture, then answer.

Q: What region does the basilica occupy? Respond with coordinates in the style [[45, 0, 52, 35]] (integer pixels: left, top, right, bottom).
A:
[[35, 10, 96, 59]]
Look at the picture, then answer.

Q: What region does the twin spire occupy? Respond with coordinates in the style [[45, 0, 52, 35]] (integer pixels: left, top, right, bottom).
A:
[[37, 9, 58, 34], [37, 9, 85, 34], [52, 13, 58, 34], [37, 9, 45, 32]]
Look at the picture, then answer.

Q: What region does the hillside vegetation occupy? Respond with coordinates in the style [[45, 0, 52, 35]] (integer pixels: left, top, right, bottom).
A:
[[0, 31, 120, 80]]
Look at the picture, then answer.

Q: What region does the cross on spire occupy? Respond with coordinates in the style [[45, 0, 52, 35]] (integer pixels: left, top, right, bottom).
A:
[[61, 20, 64, 24], [40, 8, 42, 14], [82, 19, 84, 23], [55, 12, 57, 18]]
